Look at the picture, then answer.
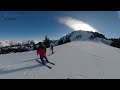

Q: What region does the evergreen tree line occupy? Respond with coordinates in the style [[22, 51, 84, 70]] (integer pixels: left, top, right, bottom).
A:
[[58, 35, 71, 45], [109, 38, 120, 48], [90, 32, 106, 39]]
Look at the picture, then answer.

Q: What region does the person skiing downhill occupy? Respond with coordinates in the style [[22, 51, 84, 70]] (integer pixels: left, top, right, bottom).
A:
[[50, 42, 54, 54], [36, 42, 49, 65]]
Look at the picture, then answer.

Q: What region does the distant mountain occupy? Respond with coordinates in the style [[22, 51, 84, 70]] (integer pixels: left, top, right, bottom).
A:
[[0, 40, 39, 54], [54, 30, 113, 46], [0, 40, 40, 47]]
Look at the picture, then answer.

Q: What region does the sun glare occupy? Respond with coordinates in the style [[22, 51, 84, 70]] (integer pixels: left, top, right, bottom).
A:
[[59, 17, 97, 32], [72, 23, 97, 32]]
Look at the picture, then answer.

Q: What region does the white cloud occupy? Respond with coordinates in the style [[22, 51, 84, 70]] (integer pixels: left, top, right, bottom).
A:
[[58, 16, 97, 32]]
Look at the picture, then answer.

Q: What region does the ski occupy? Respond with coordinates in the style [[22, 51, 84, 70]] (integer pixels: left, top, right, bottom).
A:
[[46, 61, 55, 65], [36, 59, 52, 69], [37, 58, 55, 65]]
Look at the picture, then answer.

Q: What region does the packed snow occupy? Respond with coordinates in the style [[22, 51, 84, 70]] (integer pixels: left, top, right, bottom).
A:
[[0, 41, 120, 79]]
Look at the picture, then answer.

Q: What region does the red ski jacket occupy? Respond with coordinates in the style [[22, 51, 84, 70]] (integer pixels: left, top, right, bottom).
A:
[[37, 48, 46, 56]]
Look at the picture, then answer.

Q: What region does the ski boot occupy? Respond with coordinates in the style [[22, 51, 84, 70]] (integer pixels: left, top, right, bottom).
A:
[[41, 60, 46, 65]]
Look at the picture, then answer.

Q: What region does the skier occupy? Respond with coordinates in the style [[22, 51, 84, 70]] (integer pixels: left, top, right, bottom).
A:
[[50, 42, 54, 54], [36, 42, 49, 65]]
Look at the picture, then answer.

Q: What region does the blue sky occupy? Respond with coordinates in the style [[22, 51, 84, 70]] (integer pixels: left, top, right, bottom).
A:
[[0, 11, 120, 41]]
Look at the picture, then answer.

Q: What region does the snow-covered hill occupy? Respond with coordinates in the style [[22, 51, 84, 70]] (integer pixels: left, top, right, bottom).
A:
[[0, 41, 120, 79], [54, 30, 112, 46]]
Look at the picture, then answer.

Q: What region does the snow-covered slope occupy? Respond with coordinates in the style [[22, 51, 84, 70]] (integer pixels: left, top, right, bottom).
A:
[[0, 41, 120, 79]]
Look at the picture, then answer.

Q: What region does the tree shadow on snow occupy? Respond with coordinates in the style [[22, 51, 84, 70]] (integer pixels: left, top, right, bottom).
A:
[[0, 63, 45, 75]]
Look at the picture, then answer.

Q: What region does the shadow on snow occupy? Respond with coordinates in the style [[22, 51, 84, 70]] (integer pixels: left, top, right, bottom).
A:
[[0, 62, 45, 75]]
